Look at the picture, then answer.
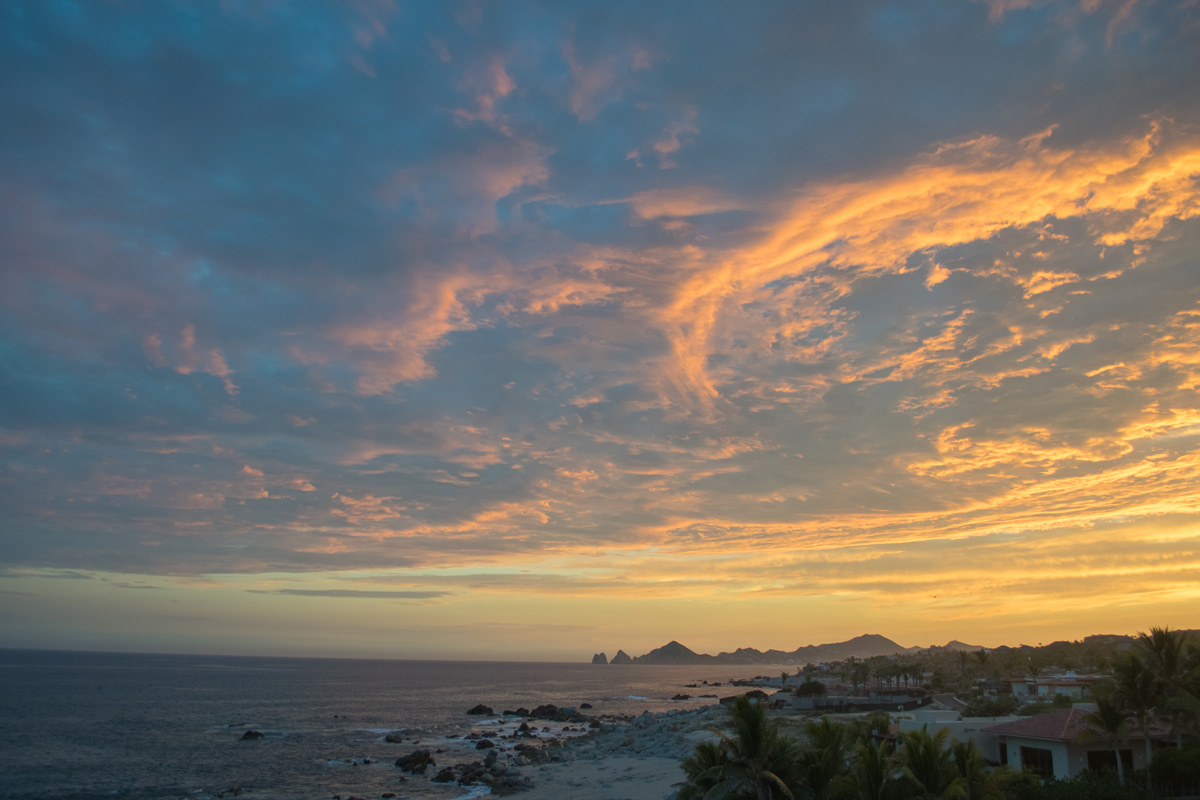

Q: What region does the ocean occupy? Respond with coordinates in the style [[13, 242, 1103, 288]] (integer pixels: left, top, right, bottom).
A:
[[0, 649, 776, 800]]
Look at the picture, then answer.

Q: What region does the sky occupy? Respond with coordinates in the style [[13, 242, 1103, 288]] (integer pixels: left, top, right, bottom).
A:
[[1, 0, 1199, 662]]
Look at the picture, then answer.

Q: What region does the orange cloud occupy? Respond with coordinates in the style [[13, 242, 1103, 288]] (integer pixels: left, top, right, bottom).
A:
[[646, 119, 1200, 414]]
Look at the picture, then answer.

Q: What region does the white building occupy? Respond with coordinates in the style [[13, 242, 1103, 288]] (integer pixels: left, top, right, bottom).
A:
[[897, 708, 1019, 762], [983, 708, 1168, 779]]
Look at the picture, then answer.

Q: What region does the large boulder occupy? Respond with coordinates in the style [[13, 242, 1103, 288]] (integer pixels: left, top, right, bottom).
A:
[[530, 703, 566, 721], [466, 704, 494, 715], [394, 749, 436, 774], [239, 730, 264, 740]]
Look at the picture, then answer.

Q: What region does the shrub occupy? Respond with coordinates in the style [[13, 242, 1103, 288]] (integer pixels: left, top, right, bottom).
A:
[[1151, 746, 1200, 784], [1003, 770, 1159, 800], [794, 679, 826, 697], [962, 694, 1018, 717]]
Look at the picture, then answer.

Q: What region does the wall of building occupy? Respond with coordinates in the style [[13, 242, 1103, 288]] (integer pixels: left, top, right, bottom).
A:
[[898, 715, 1021, 762]]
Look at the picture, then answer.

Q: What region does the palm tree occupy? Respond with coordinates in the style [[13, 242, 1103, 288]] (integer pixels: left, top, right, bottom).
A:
[[680, 695, 804, 800], [956, 650, 971, 692], [1136, 626, 1191, 748], [1078, 694, 1131, 786], [802, 717, 851, 800], [895, 726, 966, 800], [853, 662, 871, 697], [848, 739, 897, 800], [679, 740, 731, 800], [1111, 655, 1162, 787], [949, 739, 1008, 800]]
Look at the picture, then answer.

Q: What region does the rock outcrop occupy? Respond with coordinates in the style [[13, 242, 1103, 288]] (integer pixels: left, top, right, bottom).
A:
[[395, 749, 436, 774], [633, 641, 707, 665], [609, 649, 633, 665], [591, 652, 608, 664]]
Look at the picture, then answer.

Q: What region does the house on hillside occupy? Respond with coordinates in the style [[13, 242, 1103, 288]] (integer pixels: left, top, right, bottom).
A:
[[982, 708, 1169, 780]]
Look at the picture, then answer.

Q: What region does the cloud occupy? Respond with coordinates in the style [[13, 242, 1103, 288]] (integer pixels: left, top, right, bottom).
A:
[[377, 137, 550, 237], [563, 37, 651, 121], [327, 271, 488, 393], [651, 107, 698, 170], [246, 588, 454, 599], [627, 187, 747, 220], [0, 569, 94, 580], [646, 119, 1200, 413]]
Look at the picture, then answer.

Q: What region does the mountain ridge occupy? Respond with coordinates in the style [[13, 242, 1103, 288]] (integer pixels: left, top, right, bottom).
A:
[[608, 634, 985, 665]]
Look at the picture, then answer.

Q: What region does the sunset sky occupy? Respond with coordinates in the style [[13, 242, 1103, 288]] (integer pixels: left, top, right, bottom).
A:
[[2, 0, 1199, 662]]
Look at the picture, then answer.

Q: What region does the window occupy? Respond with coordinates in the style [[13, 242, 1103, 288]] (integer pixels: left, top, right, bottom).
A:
[[1020, 746, 1055, 779]]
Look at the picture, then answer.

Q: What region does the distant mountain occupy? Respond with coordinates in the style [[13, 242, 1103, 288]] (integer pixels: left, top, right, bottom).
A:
[[628, 633, 912, 666], [597, 630, 1184, 665]]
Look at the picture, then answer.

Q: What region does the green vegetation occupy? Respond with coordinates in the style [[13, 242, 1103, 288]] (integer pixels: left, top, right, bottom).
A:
[[677, 626, 1200, 800], [678, 695, 803, 800], [1003, 770, 1160, 800], [961, 694, 1018, 718], [794, 679, 827, 697]]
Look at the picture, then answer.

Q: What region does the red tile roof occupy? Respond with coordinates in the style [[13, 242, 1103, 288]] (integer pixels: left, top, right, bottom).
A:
[[982, 709, 1169, 742]]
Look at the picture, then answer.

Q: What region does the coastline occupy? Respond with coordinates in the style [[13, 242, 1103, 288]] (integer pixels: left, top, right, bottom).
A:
[[375, 704, 729, 800], [2, 650, 778, 800]]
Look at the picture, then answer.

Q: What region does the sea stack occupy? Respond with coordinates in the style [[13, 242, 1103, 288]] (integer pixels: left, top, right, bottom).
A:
[[591, 652, 608, 665], [610, 649, 633, 665]]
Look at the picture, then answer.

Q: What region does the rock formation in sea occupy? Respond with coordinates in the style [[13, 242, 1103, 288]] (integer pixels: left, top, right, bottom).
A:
[[609, 649, 633, 665], [591, 652, 608, 664]]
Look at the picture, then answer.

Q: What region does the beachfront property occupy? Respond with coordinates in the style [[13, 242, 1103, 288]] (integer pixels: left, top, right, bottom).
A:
[[982, 708, 1170, 780]]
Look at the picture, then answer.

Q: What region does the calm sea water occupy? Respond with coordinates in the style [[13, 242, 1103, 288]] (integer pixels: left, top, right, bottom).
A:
[[0, 649, 773, 800]]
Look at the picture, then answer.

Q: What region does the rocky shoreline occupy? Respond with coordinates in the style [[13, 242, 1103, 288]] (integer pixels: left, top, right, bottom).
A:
[[369, 700, 735, 800], [211, 674, 793, 800]]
